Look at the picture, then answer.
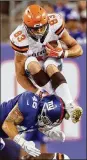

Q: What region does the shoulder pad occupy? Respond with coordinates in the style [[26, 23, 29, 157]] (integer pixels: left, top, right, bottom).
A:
[[18, 91, 39, 115], [48, 13, 65, 38], [10, 24, 29, 53]]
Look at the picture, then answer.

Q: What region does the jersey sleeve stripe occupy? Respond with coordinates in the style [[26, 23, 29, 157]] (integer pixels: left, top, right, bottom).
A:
[[10, 42, 29, 52], [55, 23, 64, 36]]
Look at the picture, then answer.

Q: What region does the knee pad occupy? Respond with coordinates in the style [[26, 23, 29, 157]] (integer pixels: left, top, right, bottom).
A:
[[44, 58, 58, 71], [25, 56, 38, 70]]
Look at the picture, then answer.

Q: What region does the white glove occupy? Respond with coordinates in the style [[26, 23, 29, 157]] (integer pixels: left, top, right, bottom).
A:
[[43, 127, 65, 142], [14, 135, 41, 157]]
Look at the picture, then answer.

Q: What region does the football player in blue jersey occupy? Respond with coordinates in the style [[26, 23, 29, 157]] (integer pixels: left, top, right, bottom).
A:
[[0, 91, 79, 158]]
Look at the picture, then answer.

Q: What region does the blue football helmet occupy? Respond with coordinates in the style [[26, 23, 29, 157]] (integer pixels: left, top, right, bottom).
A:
[[38, 95, 65, 128]]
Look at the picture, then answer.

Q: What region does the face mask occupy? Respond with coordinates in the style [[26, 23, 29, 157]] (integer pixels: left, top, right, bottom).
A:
[[25, 23, 48, 40]]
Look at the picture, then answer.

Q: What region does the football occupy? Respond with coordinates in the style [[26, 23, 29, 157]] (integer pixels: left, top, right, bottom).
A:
[[48, 40, 58, 48], [48, 40, 68, 50]]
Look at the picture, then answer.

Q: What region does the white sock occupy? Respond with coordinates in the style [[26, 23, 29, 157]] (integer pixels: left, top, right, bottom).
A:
[[43, 81, 54, 94], [55, 83, 73, 105]]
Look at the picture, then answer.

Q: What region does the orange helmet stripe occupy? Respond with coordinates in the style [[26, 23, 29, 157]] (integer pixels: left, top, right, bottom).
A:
[[23, 5, 48, 28]]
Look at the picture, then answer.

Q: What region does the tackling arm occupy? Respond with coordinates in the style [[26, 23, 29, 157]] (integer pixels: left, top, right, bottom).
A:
[[2, 103, 41, 157], [2, 103, 24, 139], [60, 29, 83, 58], [15, 52, 38, 93]]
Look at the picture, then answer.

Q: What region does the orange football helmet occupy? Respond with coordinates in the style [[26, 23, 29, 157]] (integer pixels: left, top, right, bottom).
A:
[[23, 4, 49, 40]]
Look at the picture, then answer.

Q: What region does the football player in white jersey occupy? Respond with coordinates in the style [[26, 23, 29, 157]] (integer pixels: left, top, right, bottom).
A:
[[10, 4, 83, 124]]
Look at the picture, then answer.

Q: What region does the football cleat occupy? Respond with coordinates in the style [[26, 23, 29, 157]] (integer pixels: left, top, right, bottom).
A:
[[64, 111, 70, 120], [65, 103, 83, 123]]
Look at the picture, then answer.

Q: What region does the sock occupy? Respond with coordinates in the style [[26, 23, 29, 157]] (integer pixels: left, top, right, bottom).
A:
[[51, 72, 73, 105], [55, 83, 73, 105], [42, 81, 54, 94]]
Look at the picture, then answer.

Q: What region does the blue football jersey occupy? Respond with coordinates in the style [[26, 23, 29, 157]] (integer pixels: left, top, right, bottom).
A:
[[0, 94, 22, 124], [18, 91, 41, 132]]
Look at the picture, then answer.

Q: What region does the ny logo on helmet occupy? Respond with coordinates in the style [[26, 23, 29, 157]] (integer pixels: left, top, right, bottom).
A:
[[44, 101, 56, 111]]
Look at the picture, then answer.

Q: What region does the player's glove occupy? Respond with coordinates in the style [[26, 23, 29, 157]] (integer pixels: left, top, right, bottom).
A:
[[14, 135, 41, 157], [42, 127, 65, 142], [45, 43, 64, 58]]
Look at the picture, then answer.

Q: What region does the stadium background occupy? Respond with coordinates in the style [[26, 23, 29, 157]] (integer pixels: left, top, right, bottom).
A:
[[0, 0, 86, 159]]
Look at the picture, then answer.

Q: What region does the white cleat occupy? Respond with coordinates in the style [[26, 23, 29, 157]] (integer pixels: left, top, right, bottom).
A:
[[65, 103, 83, 123]]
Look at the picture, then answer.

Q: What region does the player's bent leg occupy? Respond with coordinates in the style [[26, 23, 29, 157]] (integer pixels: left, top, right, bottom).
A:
[[44, 58, 83, 123], [25, 56, 53, 93], [44, 58, 73, 105], [25, 56, 41, 75]]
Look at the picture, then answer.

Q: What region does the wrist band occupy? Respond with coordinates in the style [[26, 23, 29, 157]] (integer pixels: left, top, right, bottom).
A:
[[14, 134, 25, 146], [64, 50, 69, 58]]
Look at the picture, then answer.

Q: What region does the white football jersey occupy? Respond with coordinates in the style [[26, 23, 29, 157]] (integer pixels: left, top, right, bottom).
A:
[[10, 13, 65, 61]]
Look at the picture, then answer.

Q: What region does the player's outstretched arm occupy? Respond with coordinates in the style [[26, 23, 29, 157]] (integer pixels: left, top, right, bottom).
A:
[[2, 103, 41, 157], [15, 52, 38, 93], [2, 103, 23, 139], [60, 29, 83, 58]]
